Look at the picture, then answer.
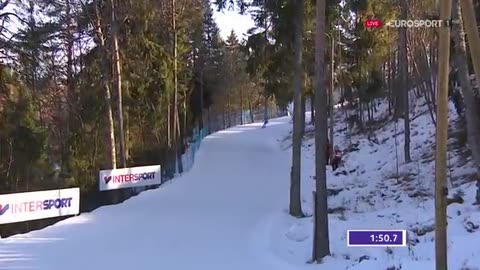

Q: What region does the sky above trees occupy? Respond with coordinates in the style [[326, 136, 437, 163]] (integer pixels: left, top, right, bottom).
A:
[[213, 7, 254, 39], [4, 1, 254, 41]]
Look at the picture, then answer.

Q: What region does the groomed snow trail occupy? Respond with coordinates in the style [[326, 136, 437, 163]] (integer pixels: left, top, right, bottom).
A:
[[0, 117, 300, 270]]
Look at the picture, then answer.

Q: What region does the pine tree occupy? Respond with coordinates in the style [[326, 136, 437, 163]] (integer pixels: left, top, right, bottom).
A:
[[312, 0, 330, 261], [290, 0, 304, 218]]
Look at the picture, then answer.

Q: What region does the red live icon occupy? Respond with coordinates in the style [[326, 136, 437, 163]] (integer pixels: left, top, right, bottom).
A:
[[365, 19, 382, 28]]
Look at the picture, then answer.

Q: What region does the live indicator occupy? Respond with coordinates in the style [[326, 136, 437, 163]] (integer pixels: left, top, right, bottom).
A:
[[347, 230, 407, 247]]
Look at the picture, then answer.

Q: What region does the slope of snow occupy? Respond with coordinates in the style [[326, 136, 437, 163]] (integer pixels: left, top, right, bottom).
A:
[[0, 119, 300, 270], [275, 97, 480, 270]]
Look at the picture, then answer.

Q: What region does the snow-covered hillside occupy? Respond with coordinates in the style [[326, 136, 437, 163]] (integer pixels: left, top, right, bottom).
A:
[[275, 97, 480, 269]]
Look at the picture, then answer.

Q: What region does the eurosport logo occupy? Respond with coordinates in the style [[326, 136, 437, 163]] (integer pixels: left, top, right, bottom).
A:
[[104, 172, 156, 184], [366, 19, 460, 29], [385, 19, 450, 28], [0, 198, 73, 216]]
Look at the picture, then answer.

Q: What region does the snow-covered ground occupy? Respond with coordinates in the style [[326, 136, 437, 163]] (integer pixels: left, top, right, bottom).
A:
[[276, 97, 480, 270], [0, 96, 479, 270]]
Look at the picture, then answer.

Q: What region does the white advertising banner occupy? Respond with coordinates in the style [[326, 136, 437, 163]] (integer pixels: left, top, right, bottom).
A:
[[99, 165, 162, 191], [0, 188, 80, 225]]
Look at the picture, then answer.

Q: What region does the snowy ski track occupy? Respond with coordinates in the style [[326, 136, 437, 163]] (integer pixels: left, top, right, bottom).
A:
[[0, 117, 300, 270]]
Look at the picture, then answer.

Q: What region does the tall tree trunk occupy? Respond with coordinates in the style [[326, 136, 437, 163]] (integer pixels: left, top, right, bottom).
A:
[[111, 0, 126, 168], [240, 84, 244, 125], [435, 0, 452, 267], [263, 94, 268, 123], [329, 36, 334, 156], [301, 92, 305, 135], [310, 94, 315, 123], [414, 41, 437, 125], [430, 37, 437, 100], [177, 110, 184, 174], [388, 53, 392, 115], [93, 2, 116, 170], [183, 95, 187, 141], [248, 97, 254, 123], [310, 93, 315, 124], [290, 0, 304, 218], [457, 0, 480, 203], [394, 50, 404, 119], [125, 83, 130, 161], [399, 0, 411, 163], [173, 0, 178, 140], [223, 106, 226, 128], [64, 0, 75, 168], [313, 0, 330, 261], [301, 77, 306, 133], [391, 51, 397, 117], [207, 106, 211, 133], [359, 102, 364, 123], [366, 101, 371, 122], [168, 104, 171, 146], [431, 42, 438, 114], [228, 95, 232, 127], [172, 0, 183, 173], [200, 70, 204, 129], [263, 0, 269, 124], [66, 0, 74, 112]]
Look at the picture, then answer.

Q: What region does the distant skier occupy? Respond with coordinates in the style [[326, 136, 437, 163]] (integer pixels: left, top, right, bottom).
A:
[[262, 119, 269, 128], [331, 146, 343, 171]]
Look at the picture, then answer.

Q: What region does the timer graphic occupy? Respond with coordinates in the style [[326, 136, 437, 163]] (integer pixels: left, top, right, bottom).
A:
[[347, 230, 407, 247]]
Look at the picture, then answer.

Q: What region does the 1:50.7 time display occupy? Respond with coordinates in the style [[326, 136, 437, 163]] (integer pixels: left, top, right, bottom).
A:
[[370, 233, 398, 242]]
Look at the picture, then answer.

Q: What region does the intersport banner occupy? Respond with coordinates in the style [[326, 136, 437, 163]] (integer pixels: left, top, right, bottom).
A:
[[0, 188, 80, 225], [99, 165, 161, 191]]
